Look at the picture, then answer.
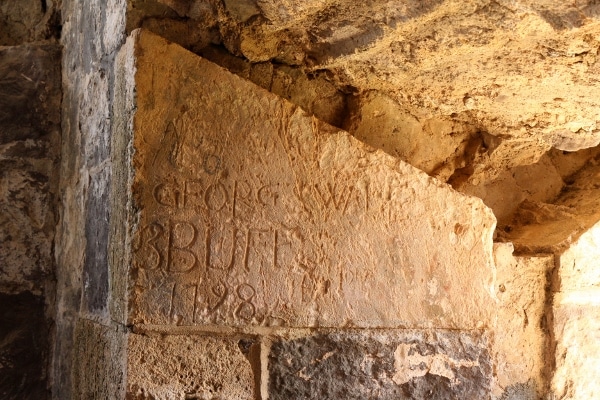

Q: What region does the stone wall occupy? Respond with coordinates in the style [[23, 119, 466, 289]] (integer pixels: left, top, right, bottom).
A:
[[0, 2, 61, 397], [0, 0, 592, 398], [53, 0, 128, 398], [110, 29, 501, 399]]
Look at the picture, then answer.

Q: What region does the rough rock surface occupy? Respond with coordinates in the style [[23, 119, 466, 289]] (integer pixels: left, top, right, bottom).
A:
[[127, 333, 255, 399], [71, 318, 127, 399], [42, 1, 600, 398], [0, 44, 61, 295], [552, 303, 600, 400], [498, 153, 600, 253], [0, 0, 61, 45], [551, 222, 600, 399], [268, 330, 492, 400], [54, 0, 128, 398], [492, 243, 552, 399], [129, 1, 600, 196], [116, 29, 496, 330]]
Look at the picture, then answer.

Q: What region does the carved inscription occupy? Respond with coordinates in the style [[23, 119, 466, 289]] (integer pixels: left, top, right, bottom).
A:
[[133, 153, 420, 326], [134, 133, 424, 325], [152, 179, 277, 216], [134, 220, 294, 274], [127, 34, 495, 329]]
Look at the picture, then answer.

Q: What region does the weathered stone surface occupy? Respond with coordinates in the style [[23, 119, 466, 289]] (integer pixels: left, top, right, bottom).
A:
[[491, 243, 551, 399], [550, 222, 600, 399], [115, 30, 496, 329], [0, 292, 49, 400], [0, 43, 61, 295], [129, 1, 600, 198], [127, 333, 255, 399], [71, 318, 127, 400], [197, 45, 349, 128], [552, 303, 600, 400], [54, 0, 127, 396], [82, 165, 111, 315], [0, 0, 60, 45], [457, 154, 565, 225], [267, 330, 491, 400], [498, 157, 600, 254], [556, 222, 600, 292]]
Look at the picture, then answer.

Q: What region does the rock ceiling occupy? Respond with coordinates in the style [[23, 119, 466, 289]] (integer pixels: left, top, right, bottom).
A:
[[129, 0, 600, 249]]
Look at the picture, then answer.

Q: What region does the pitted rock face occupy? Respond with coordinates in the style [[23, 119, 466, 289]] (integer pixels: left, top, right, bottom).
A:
[[131, 0, 600, 186], [115, 30, 496, 330], [127, 333, 255, 399], [267, 330, 492, 400]]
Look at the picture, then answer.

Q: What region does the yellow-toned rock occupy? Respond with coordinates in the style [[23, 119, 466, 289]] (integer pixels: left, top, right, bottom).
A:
[[492, 243, 551, 399], [127, 333, 255, 399], [113, 29, 496, 330]]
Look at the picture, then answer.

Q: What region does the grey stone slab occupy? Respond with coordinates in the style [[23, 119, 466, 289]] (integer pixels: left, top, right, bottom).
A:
[[268, 330, 492, 400]]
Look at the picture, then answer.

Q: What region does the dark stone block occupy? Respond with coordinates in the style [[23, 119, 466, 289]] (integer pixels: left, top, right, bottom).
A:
[[82, 166, 111, 314], [0, 292, 49, 400], [0, 44, 61, 144], [0, 0, 61, 45], [268, 330, 491, 400]]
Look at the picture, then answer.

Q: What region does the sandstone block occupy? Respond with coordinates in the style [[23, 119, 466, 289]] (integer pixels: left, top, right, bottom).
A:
[[127, 333, 255, 400], [113, 30, 496, 330], [552, 303, 600, 400], [556, 221, 600, 292], [491, 243, 551, 399], [267, 330, 491, 400]]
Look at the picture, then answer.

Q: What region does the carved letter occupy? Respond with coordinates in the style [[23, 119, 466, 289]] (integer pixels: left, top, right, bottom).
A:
[[184, 179, 204, 209], [314, 182, 354, 212], [235, 283, 256, 321], [167, 221, 198, 273], [134, 223, 165, 270], [205, 225, 237, 271], [204, 182, 229, 211], [153, 182, 183, 208], [232, 180, 253, 218], [273, 229, 292, 269], [243, 228, 271, 272], [257, 184, 278, 207], [203, 154, 221, 175]]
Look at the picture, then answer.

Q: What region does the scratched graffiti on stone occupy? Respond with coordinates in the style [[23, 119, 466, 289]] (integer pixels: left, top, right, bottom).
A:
[[124, 30, 496, 329]]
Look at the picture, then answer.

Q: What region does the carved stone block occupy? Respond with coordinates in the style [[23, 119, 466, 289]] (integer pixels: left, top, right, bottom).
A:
[[127, 333, 255, 399], [113, 29, 496, 329]]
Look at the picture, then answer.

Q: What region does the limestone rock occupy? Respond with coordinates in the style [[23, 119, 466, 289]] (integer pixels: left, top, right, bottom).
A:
[[492, 243, 551, 399], [131, 0, 600, 189], [498, 159, 600, 254], [552, 303, 600, 400], [127, 333, 255, 399], [114, 29, 497, 330], [267, 330, 492, 400], [550, 221, 600, 399]]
